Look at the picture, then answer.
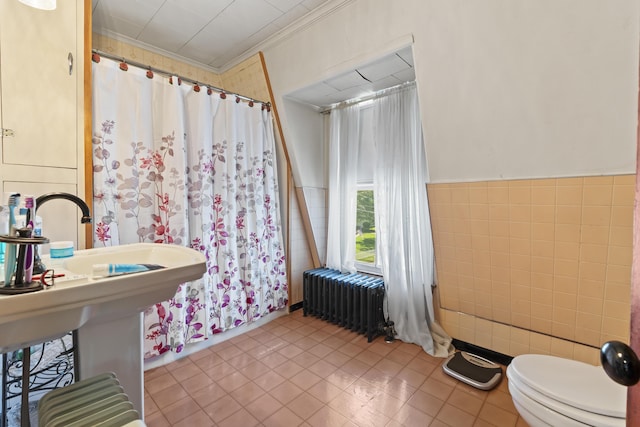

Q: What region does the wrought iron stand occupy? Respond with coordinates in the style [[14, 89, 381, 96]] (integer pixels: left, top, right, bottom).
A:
[[1, 332, 77, 427]]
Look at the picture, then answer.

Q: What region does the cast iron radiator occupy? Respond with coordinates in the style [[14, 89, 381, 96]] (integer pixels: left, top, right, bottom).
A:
[[303, 268, 385, 342]]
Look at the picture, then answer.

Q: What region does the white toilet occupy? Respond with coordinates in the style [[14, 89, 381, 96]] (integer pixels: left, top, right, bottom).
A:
[[507, 354, 626, 426]]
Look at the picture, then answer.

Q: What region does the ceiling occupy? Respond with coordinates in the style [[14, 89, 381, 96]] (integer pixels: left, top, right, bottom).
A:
[[286, 46, 414, 109], [91, 0, 330, 70], [91, 0, 415, 108]]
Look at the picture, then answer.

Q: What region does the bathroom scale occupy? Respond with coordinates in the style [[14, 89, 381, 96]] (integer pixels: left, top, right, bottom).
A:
[[442, 351, 503, 390]]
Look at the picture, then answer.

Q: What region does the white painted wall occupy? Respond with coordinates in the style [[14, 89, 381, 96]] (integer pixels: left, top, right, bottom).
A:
[[281, 98, 325, 188], [264, 0, 639, 185]]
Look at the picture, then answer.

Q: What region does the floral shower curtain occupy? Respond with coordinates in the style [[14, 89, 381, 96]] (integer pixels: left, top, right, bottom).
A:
[[92, 57, 288, 359]]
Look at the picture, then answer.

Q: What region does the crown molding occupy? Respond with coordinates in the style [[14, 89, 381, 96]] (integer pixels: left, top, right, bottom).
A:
[[92, 28, 221, 74]]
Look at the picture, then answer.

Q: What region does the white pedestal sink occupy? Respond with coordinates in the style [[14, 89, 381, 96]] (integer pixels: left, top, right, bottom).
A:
[[0, 243, 206, 417]]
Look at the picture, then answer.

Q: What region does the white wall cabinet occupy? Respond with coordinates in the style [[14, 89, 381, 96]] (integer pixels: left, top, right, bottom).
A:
[[0, 0, 85, 250]]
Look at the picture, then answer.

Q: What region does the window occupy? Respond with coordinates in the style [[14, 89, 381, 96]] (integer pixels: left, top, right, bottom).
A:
[[355, 186, 375, 263], [354, 106, 380, 273]]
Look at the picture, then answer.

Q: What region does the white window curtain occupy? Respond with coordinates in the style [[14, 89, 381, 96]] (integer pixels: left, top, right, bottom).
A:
[[326, 83, 452, 357], [92, 57, 288, 358], [326, 104, 361, 273], [373, 83, 451, 357]]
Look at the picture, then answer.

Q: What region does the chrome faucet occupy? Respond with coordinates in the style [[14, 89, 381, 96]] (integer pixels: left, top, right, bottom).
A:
[[33, 192, 92, 274]]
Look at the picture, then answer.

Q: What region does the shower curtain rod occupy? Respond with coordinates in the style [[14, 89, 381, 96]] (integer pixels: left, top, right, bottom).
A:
[[91, 49, 270, 106]]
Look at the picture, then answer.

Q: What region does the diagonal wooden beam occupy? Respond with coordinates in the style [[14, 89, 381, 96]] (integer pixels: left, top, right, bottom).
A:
[[629, 62, 640, 426]]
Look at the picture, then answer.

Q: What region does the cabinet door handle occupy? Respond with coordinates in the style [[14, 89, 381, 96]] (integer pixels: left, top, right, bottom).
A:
[[68, 52, 73, 75]]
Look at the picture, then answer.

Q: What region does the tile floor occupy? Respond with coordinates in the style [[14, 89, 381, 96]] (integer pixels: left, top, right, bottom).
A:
[[143, 309, 530, 427]]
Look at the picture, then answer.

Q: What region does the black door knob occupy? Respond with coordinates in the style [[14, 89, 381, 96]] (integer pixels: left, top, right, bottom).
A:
[[600, 340, 640, 386]]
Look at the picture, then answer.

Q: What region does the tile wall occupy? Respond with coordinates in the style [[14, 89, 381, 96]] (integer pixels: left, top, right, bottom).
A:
[[428, 175, 635, 364]]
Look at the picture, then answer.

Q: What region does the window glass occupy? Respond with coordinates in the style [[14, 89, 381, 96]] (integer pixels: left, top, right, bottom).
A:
[[355, 188, 375, 264]]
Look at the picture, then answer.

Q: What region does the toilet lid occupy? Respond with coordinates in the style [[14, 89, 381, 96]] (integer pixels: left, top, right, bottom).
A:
[[508, 354, 626, 418]]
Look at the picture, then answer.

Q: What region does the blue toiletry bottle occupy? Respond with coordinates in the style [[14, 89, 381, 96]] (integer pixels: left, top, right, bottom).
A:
[[0, 204, 7, 264], [3, 192, 20, 285], [0, 204, 7, 280]]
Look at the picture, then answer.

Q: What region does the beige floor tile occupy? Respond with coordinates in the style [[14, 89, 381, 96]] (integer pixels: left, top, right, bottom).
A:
[[145, 373, 178, 395], [379, 376, 418, 402], [447, 388, 485, 416], [341, 358, 371, 377], [234, 336, 261, 351], [226, 352, 257, 369], [215, 344, 243, 359], [392, 403, 434, 426], [239, 359, 271, 380], [309, 342, 335, 358], [161, 397, 203, 425], [351, 405, 390, 427], [477, 402, 519, 427], [170, 410, 216, 427], [359, 366, 395, 387], [308, 358, 339, 377], [269, 379, 305, 404], [277, 358, 307, 379], [355, 349, 384, 366], [344, 378, 385, 403], [143, 310, 532, 427], [202, 395, 242, 424], [188, 381, 227, 407], [179, 371, 218, 394], [486, 389, 518, 414], [307, 379, 343, 403], [327, 390, 368, 419], [338, 342, 364, 357], [325, 369, 359, 389], [394, 366, 428, 388], [144, 410, 172, 427], [263, 406, 304, 427], [244, 393, 283, 421], [289, 368, 323, 390], [230, 380, 266, 403], [287, 392, 325, 420], [151, 385, 189, 409], [365, 390, 405, 417], [406, 389, 445, 417], [216, 370, 251, 393], [419, 377, 455, 401], [306, 405, 349, 427], [386, 348, 415, 366], [192, 352, 225, 371], [168, 360, 202, 382], [145, 366, 169, 381], [324, 349, 352, 367], [204, 360, 237, 381], [217, 408, 260, 427], [144, 393, 159, 417], [254, 369, 287, 392], [436, 403, 476, 427], [292, 350, 322, 367]]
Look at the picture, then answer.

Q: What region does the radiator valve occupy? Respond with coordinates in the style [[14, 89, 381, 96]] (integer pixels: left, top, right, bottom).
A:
[[384, 320, 397, 343]]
